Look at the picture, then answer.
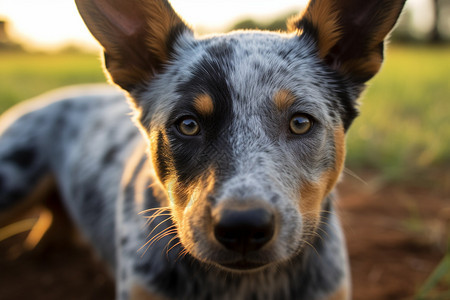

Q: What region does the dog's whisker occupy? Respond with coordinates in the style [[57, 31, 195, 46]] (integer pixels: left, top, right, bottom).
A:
[[166, 241, 182, 258], [139, 228, 178, 258], [302, 230, 324, 241], [302, 240, 320, 258], [165, 235, 179, 248], [343, 168, 368, 185], [140, 208, 173, 228], [142, 214, 172, 226], [146, 225, 176, 245], [139, 225, 176, 253], [301, 210, 338, 218], [309, 220, 330, 228], [142, 216, 172, 228], [147, 230, 178, 250], [144, 217, 173, 240], [139, 206, 170, 215], [138, 208, 164, 215], [143, 213, 172, 219], [314, 226, 330, 238], [147, 228, 178, 246], [176, 248, 189, 262]]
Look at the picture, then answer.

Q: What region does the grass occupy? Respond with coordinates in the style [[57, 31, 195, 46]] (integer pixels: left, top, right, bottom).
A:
[[345, 45, 450, 180], [1, 45, 449, 180], [416, 252, 450, 300], [0, 51, 105, 112]]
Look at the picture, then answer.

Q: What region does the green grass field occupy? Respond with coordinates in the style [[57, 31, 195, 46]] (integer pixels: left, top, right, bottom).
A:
[[0, 52, 105, 112], [1, 45, 449, 180], [346, 45, 450, 180]]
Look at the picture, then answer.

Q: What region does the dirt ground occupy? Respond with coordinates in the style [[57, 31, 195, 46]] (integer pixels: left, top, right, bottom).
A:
[[0, 172, 449, 300]]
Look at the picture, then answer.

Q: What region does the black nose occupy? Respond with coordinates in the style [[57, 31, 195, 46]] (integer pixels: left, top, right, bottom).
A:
[[213, 207, 275, 254]]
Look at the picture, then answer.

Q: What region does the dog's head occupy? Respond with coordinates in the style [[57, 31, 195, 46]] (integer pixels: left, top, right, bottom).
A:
[[77, 0, 405, 271]]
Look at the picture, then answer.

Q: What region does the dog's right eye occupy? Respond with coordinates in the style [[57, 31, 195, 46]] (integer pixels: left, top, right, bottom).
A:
[[289, 114, 314, 135], [176, 117, 201, 136]]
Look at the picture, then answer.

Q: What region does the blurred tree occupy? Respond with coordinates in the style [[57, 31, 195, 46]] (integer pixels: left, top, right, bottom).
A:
[[229, 11, 297, 32], [429, 0, 450, 43], [0, 19, 24, 52], [430, 0, 442, 42], [0, 20, 7, 43], [232, 19, 260, 31]]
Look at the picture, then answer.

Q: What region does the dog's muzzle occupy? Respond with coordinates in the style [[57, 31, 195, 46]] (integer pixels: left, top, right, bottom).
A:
[[212, 203, 276, 270]]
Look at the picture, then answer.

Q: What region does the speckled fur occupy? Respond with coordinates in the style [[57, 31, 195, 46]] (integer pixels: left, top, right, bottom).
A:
[[0, 0, 406, 299]]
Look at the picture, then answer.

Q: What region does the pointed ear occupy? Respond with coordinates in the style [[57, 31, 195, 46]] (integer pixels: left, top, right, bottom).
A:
[[75, 0, 191, 91], [289, 0, 405, 83]]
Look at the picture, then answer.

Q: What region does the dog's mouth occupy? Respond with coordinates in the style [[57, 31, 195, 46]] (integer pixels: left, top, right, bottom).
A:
[[217, 259, 269, 271]]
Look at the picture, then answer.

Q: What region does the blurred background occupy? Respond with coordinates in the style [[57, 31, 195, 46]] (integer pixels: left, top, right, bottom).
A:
[[0, 0, 449, 299]]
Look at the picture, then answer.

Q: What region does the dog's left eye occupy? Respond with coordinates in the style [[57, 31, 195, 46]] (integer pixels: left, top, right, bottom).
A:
[[289, 114, 313, 135], [176, 117, 201, 136]]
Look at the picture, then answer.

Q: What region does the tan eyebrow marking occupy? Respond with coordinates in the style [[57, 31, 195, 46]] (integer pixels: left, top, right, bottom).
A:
[[193, 94, 214, 115], [273, 89, 296, 111]]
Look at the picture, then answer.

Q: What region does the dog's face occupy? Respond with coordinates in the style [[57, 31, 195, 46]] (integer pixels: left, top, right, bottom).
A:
[[76, 0, 405, 271], [140, 32, 350, 269]]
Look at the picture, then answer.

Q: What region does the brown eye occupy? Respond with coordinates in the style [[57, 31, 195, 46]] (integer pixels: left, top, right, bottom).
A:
[[289, 114, 313, 135], [177, 117, 200, 136]]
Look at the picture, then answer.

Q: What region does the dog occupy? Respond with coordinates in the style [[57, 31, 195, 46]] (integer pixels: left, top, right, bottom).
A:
[[0, 0, 405, 299]]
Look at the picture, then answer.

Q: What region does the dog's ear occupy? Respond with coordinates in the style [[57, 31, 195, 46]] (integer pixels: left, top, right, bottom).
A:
[[75, 0, 190, 91], [289, 0, 405, 83]]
